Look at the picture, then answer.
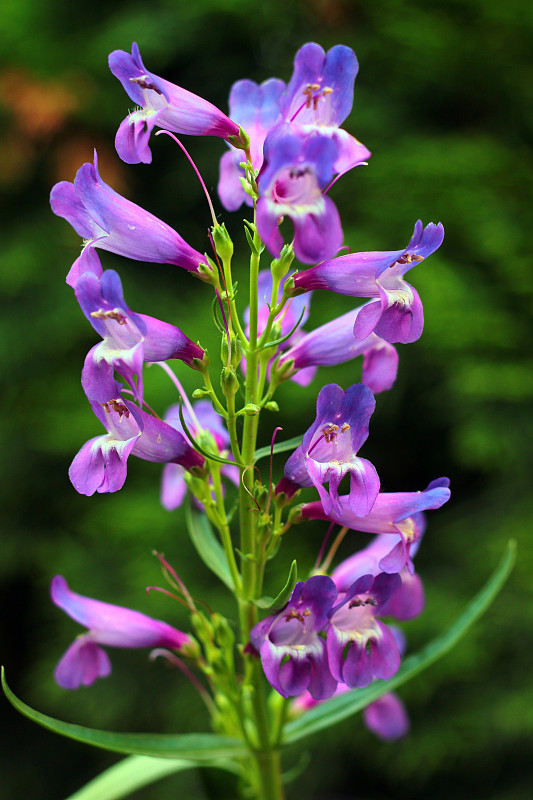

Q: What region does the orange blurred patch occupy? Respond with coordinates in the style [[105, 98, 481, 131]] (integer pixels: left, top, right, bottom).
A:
[[0, 68, 78, 138]]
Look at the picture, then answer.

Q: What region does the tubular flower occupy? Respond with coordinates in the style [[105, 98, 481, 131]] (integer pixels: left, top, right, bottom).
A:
[[250, 576, 338, 700], [218, 78, 285, 210], [160, 400, 238, 511], [331, 533, 425, 620], [327, 572, 402, 689], [69, 395, 204, 496], [256, 128, 342, 264], [283, 383, 380, 517], [278, 306, 398, 392], [50, 150, 207, 287], [77, 269, 204, 405], [51, 576, 192, 689], [109, 42, 244, 164], [280, 42, 371, 174], [302, 478, 451, 573], [292, 220, 445, 343]]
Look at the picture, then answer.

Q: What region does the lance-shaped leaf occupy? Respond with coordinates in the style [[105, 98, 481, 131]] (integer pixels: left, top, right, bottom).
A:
[[65, 754, 240, 800], [1, 668, 245, 760], [283, 540, 516, 743], [255, 560, 298, 610], [254, 435, 303, 463], [185, 500, 235, 590]]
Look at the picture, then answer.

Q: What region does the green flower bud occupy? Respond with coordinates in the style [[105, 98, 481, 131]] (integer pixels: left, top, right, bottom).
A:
[[211, 223, 233, 262], [220, 366, 239, 398], [243, 403, 261, 416]]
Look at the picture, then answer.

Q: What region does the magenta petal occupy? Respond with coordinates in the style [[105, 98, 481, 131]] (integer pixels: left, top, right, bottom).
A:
[[115, 114, 156, 165], [374, 285, 424, 344], [353, 300, 383, 340], [218, 150, 250, 211], [348, 458, 380, 517], [362, 341, 399, 393], [363, 693, 410, 741], [66, 246, 103, 289], [160, 462, 187, 511], [256, 199, 284, 259], [54, 637, 111, 689], [370, 622, 401, 680], [292, 196, 343, 264]]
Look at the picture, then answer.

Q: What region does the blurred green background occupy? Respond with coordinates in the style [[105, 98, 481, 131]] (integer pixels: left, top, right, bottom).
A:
[[1, 0, 532, 798]]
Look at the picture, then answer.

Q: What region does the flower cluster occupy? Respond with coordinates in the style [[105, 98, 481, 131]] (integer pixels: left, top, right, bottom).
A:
[[47, 38, 451, 789]]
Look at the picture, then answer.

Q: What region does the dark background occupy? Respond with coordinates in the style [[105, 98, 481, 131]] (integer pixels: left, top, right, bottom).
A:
[[1, 0, 532, 798]]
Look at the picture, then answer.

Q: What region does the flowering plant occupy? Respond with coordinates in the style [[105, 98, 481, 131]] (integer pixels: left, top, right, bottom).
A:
[[2, 41, 515, 800]]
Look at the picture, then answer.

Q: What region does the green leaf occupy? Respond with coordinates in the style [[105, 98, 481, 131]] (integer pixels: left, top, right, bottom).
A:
[[255, 560, 298, 611], [177, 398, 239, 467], [185, 500, 235, 590], [260, 305, 307, 350], [254, 435, 303, 463], [1, 668, 246, 760], [283, 540, 516, 744], [64, 754, 240, 800]]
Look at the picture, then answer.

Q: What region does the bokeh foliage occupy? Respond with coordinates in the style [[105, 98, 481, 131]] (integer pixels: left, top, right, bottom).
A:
[[1, 0, 532, 798]]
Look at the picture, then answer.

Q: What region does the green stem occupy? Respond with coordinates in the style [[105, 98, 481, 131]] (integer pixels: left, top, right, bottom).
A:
[[210, 464, 242, 594]]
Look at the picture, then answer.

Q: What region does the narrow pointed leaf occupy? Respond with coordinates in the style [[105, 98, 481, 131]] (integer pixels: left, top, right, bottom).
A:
[[254, 435, 303, 463], [185, 499, 235, 590], [178, 398, 238, 467], [255, 560, 298, 610], [283, 540, 516, 744], [65, 754, 240, 800], [1, 669, 245, 759]]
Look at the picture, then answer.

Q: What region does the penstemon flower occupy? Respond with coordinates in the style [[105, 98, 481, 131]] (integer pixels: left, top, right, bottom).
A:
[[77, 269, 204, 404], [282, 383, 380, 517], [51, 576, 193, 689], [109, 42, 246, 164], [6, 38, 511, 800], [51, 151, 208, 287], [292, 220, 445, 343]]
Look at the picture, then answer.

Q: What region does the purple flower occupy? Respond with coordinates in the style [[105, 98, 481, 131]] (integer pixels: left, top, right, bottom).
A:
[[278, 307, 398, 392], [256, 128, 342, 264], [327, 572, 402, 689], [280, 42, 371, 174], [362, 692, 410, 741], [218, 78, 285, 210], [77, 270, 204, 405], [69, 395, 204, 496], [109, 43, 243, 164], [284, 384, 380, 517], [160, 400, 238, 511], [250, 576, 338, 699], [292, 221, 445, 343], [51, 575, 192, 689], [331, 534, 425, 620], [302, 478, 451, 573], [50, 151, 206, 287]]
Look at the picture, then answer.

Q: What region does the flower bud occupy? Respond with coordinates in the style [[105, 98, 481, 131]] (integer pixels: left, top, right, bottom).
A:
[[271, 244, 295, 283], [243, 403, 260, 416], [220, 366, 239, 398], [264, 401, 279, 412], [211, 223, 233, 262]]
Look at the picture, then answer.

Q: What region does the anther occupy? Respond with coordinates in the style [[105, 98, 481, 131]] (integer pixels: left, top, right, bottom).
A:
[[392, 253, 424, 267], [349, 597, 377, 609], [129, 76, 163, 95], [340, 423, 350, 433], [102, 399, 130, 419], [90, 308, 127, 325]]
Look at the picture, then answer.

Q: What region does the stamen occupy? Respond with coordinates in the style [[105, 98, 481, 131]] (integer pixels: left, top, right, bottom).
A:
[[102, 399, 130, 418], [392, 253, 424, 267], [340, 423, 350, 433], [129, 76, 163, 95], [349, 597, 378, 609], [90, 308, 127, 325], [284, 609, 310, 623]]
